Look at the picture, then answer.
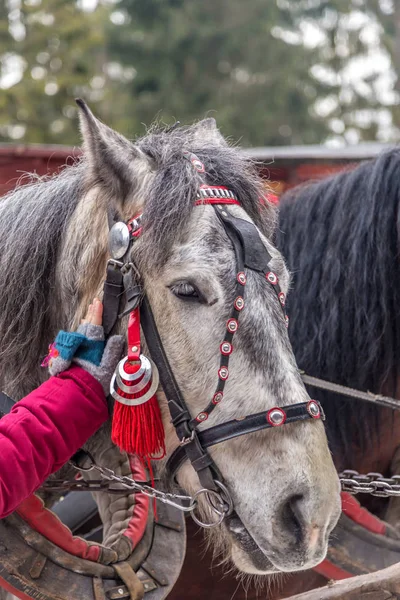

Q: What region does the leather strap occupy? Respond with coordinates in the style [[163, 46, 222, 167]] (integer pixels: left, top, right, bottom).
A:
[[194, 213, 246, 423], [127, 309, 141, 363], [102, 264, 124, 336], [140, 296, 191, 439], [140, 296, 220, 490], [215, 208, 272, 272], [215, 207, 286, 316], [113, 562, 144, 600], [167, 401, 324, 479]]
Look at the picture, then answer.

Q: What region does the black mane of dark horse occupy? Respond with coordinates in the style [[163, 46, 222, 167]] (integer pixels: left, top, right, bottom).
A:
[[276, 148, 400, 465]]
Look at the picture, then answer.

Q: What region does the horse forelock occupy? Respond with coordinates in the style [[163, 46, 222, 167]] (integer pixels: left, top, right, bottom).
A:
[[134, 126, 276, 273], [277, 147, 400, 464]]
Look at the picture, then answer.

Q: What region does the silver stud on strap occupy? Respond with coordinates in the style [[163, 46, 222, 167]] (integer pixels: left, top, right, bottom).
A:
[[267, 408, 286, 426], [307, 400, 321, 419], [109, 222, 131, 260]]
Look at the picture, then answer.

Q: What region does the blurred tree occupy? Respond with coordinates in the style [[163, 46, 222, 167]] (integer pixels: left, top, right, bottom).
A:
[[0, 0, 110, 144], [0, 0, 398, 146], [280, 0, 400, 144], [105, 0, 332, 146]]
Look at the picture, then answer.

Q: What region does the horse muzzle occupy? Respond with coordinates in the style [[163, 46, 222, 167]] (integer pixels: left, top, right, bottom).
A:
[[225, 495, 339, 574]]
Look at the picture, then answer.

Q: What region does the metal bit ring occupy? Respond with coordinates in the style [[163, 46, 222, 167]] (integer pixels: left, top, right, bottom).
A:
[[190, 481, 233, 528], [207, 480, 233, 517]]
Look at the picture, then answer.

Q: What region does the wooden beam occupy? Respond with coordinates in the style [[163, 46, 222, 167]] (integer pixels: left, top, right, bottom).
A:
[[286, 563, 400, 600]]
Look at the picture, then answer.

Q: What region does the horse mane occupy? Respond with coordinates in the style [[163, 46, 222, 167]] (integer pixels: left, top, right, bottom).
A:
[[0, 161, 86, 393], [277, 148, 400, 463]]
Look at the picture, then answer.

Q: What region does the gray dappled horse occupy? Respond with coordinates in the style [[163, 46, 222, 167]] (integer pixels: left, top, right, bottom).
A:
[[0, 105, 340, 597]]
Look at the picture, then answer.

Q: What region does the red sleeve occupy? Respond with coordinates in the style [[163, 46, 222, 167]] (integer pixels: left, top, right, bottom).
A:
[[0, 366, 108, 518]]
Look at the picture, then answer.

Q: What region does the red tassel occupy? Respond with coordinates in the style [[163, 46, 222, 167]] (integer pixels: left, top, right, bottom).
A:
[[111, 308, 165, 460], [111, 395, 165, 459]]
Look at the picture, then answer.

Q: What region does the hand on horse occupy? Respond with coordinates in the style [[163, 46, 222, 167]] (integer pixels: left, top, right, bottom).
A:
[[0, 299, 123, 519], [46, 298, 124, 397]]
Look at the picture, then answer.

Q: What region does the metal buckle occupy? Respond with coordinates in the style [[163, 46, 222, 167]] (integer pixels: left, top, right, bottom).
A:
[[107, 258, 124, 269], [180, 430, 195, 446], [121, 261, 141, 277]]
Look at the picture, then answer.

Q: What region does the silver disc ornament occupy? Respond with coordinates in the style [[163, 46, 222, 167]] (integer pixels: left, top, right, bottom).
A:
[[110, 354, 160, 406], [109, 222, 130, 260]]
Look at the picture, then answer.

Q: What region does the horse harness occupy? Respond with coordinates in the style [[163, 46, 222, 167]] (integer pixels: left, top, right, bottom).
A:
[[0, 157, 325, 600], [101, 152, 324, 527]]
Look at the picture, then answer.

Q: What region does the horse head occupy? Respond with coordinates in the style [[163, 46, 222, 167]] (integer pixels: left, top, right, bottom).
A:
[[0, 103, 340, 576]]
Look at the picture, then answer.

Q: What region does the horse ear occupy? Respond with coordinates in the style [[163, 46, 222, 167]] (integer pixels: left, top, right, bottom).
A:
[[191, 117, 227, 146], [76, 99, 150, 197]]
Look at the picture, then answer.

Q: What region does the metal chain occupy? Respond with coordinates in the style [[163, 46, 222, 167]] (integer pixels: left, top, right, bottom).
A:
[[46, 469, 400, 499], [300, 374, 400, 497], [44, 465, 197, 513], [339, 470, 400, 497], [44, 455, 232, 527], [45, 456, 400, 507], [91, 464, 198, 512], [42, 478, 129, 494]]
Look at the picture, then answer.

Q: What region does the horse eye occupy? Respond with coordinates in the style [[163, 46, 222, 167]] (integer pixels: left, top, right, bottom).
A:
[[169, 281, 204, 302]]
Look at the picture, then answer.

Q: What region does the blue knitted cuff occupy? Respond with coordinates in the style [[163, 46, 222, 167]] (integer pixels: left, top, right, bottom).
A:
[[54, 331, 86, 361], [75, 338, 105, 366], [54, 331, 105, 366]]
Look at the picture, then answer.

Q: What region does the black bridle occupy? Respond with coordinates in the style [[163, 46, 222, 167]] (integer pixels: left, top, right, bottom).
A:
[[103, 159, 324, 508]]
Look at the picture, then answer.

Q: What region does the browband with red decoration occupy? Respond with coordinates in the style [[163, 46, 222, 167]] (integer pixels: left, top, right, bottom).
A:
[[195, 185, 240, 206]]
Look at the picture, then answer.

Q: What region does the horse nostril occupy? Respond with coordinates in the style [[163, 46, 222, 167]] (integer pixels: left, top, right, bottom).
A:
[[281, 494, 305, 544]]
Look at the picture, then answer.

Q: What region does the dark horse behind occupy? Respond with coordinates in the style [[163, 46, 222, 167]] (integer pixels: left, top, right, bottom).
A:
[[273, 147, 400, 597]]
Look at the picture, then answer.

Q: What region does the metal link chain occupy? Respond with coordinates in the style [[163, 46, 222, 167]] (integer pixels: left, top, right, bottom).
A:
[[43, 464, 197, 513], [339, 470, 400, 497], [46, 455, 400, 514], [87, 464, 233, 526], [44, 456, 233, 528], [46, 468, 400, 499], [90, 464, 198, 512]]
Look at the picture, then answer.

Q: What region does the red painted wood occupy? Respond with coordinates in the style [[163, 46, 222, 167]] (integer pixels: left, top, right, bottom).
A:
[[0, 144, 359, 198], [313, 559, 353, 581], [0, 146, 81, 196]]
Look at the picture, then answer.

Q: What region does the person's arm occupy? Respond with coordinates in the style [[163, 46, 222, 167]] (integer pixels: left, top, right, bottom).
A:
[[0, 366, 107, 518], [0, 298, 123, 519]]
